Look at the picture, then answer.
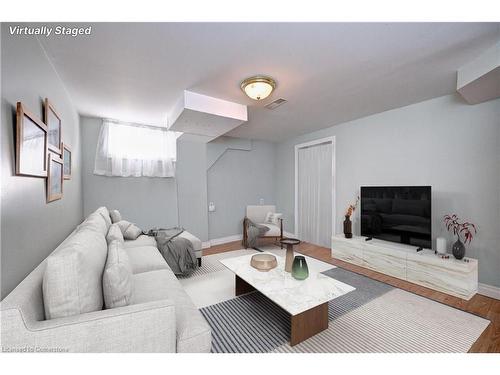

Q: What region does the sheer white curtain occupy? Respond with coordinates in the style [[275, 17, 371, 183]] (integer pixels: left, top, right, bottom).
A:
[[94, 120, 179, 178], [297, 142, 333, 247]]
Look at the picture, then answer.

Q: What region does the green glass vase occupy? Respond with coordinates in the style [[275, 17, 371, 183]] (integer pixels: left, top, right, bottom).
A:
[[291, 255, 309, 280]]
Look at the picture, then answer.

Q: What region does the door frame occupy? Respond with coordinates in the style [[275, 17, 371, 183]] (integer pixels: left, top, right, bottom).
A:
[[294, 136, 336, 243]]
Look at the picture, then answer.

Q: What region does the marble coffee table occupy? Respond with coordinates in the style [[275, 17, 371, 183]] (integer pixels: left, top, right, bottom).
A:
[[220, 252, 355, 346]]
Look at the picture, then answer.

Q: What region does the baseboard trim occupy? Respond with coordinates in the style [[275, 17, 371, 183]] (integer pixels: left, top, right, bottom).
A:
[[283, 231, 296, 238], [209, 234, 242, 247], [201, 241, 211, 249], [478, 283, 500, 300]]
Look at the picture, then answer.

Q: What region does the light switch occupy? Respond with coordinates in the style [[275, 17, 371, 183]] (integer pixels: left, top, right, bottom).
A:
[[208, 202, 216, 212]]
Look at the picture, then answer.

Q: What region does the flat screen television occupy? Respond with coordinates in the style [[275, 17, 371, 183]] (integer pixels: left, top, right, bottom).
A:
[[360, 186, 431, 249]]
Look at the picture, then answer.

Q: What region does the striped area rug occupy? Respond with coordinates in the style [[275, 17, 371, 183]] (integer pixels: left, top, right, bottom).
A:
[[177, 255, 227, 279], [181, 247, 490, 353]]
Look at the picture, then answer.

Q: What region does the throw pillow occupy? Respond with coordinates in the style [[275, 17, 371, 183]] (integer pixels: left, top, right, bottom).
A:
[[106, 223, 124, 245], [96, 207, 112, 229], [79, 212, 108, 235], [117, 220, 143, 240], [103, 240, 133, 309], [110, 209, 122, 224], [264, 212, 274, 224], [42, 226, 108, 319], [272, 213, 283, 225]]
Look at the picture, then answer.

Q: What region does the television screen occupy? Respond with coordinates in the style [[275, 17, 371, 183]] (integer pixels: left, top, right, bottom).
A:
[[360, 186, 431, 249]]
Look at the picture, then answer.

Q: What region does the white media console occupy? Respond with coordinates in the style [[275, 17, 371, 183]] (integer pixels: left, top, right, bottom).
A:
[[331, 235, 478, 300]]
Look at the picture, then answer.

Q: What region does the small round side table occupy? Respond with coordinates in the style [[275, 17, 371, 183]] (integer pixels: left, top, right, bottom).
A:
[[280, 238, 301, 273]]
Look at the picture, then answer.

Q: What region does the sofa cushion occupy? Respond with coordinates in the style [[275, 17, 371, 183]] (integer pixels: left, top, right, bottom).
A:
[[272, 213, 282, 225], [79, 212, 108, 235], [110, 209, 122, 224], [258, 223, 281, 236], [124, 246, 168, 274], [103, 240, 133, 309], [123, 234, 157, 248], [264, 212, 282, 226], [42, 226, 108, 319], [95, 206, 112, 229], [117, 220, 143, 240], [131, 269, 212, 352], [264, 211, 274, 224], [106, 223, 124, 245], [124, 232, 202, 252]]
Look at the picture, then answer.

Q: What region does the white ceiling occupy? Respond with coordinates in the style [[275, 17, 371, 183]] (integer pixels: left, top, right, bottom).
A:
[[38, 23, 499, 142]]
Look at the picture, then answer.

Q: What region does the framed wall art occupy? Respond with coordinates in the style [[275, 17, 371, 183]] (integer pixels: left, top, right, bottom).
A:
[[15, 102, 48, 177], [62, 143, 72, 180], [47, 153, 63, 203], [44, 98, 62, 154]]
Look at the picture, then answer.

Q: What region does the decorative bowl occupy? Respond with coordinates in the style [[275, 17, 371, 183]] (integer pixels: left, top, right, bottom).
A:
[[250, 253, 277, 272]]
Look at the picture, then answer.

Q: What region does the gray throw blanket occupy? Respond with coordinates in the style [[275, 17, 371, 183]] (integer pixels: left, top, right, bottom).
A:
[[153, 228, 198, 276], [246, 219, 270, 248]]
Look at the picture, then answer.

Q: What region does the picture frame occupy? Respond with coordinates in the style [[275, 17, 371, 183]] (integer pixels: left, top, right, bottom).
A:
[[62, 143, 72, 180], [44, 98, 62, 155], [15, 102, 48, 178], [47, 153, 64, 203]]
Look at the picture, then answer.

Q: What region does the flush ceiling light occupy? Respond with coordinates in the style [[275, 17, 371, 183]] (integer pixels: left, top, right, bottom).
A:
[[240, 76, 276, 100]]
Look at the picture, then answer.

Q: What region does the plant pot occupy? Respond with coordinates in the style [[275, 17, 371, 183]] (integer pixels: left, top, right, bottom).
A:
[[292, 256, 309, 280], [343, 215, 352, 238], [452, 237, 466, 260]]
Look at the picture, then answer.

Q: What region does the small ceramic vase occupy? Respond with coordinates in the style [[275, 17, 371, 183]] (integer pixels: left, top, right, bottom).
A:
[[291, 256, 309, 280]]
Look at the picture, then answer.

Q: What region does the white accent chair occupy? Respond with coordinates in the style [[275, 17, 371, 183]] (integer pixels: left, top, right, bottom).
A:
[[243, 205, 283, 248]]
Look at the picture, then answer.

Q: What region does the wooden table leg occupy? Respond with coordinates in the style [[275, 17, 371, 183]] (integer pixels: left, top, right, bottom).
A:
[[290, 302, 328, 346], [285, 244, 294, 272], [235, 275, 255, 296]]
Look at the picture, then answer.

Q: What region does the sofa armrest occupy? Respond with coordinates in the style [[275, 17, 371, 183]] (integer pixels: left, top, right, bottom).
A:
[[1, 299, 176, 353]]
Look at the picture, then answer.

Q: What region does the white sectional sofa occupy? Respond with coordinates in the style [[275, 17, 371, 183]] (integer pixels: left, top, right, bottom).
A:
[[0, 207, 211, 353]]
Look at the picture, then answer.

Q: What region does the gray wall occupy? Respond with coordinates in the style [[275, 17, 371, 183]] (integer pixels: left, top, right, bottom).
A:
[[207, 140, 276, 239], [1, 29, 83, 298], [176, 136, 209, 242], [80, 116, 179, 230], [275, 94, 500, 287], [80, 120, 277, 242]]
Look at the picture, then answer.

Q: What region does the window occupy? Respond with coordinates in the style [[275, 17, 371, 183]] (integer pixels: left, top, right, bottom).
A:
[[94, 120, 180, 178]]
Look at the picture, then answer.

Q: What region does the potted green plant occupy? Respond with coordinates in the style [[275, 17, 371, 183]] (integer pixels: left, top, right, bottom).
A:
[[443, 214, 477, 260]]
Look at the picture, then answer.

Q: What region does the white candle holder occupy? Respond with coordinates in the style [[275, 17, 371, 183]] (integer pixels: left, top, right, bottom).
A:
[[436, 237, 447, 254]]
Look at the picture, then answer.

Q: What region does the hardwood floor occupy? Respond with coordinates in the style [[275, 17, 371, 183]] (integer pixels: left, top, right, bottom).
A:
[[204, 239, 500, 353]]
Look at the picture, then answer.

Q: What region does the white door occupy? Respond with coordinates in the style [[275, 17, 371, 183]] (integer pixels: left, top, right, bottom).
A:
[[296, 141, 333, 247]]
